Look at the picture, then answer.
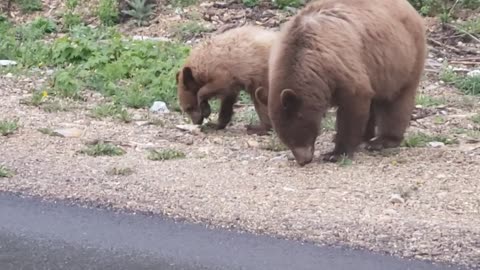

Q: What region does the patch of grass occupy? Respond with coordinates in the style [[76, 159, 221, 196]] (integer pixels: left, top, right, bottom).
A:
[[169, 0, 198, 7], [3, 22, 189, 109], [41, 101, 70, 113], [337, 155, 353, 167], [243, 0, 259, 7], [455, 75, 480, 96], [433, 115, 447, 125], [322, 112, 336, 132], [90, 104, 132, 123], [170, 21, 210, 41], [262, 132, 288, 152], [416, 94, 446, 107], [457, 18, 480, 36], [37, 127, 55, 136], [147, 149, 186, 161], [121, 0, 156, 26], [439, 65, 458, 83], [79, 142, 126, 156], [0, 119, 19, 136], [402, 132, 458, 148], [17, 0, 43, 13], [0, 165, 14, 178], [98, 0, 119, 26], [471, 113, 480, 125], [106, 166, 134, 176], [273, 0, 303, 8]]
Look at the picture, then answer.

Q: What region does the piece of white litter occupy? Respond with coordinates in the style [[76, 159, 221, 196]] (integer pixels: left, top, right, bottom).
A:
[[0, 60, 17, 66], [428, 141, 445, 148], [149, 101, 170, 113]]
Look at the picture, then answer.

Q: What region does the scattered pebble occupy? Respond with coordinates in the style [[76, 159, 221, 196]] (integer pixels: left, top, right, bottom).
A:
[[428, 141, 445, 148], [247, 139, 260, 148], [389, 194, 405, 204], [176, 124, 201, 134], [150, 101, 170, 114], [52, 127, 84, 138]]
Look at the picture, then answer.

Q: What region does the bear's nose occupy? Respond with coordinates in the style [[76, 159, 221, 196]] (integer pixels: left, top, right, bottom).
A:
[[291, 146, 314, 167]]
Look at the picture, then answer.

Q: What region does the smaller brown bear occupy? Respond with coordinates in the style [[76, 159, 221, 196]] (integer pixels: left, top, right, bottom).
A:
[[176, 25, 278, 135], [256, 0, 427, 166]]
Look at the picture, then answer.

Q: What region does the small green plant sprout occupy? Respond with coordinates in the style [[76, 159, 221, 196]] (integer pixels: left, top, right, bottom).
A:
[[98, 0, 119, 26], [262, 132, 288, 152], [106, 166, 134, 176], [402, 132, 458, 148], [122, 0, 156, 26], [79, 142, 126, 156], [337, 155, 353, 167], [0, 119, 19, 136], [455, 74, 480, 96], [147, 149, 186, 161], [0, 165, 14, 178], [415, 94, 446, 107], [471, 113, 480, 125], [18, 0, 43, 13], [243, 0, 259, 8]]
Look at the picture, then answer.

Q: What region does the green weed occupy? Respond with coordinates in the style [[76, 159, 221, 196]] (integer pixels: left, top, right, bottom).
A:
[[79, 142, 126, 156], [17, 0, 43, 13], [415, 94, 446, 107], [337, 155, 353, 167], [243, 0, 259, 7], [0, 165, 14, 178], [121, 0, 156, 26], [273, 0, 303, 8], [402, 132, 458, 147], [90, 104, 132, 123], [0, 119, 19, 136], [169, 0, 197, 7], [471, 113, 480, 124], [455, 75, 480, 96], [98, 0, 119, 26], [322, 112, 336, 132], [170, 21, 210, 41], [106, 166, 134, 176], [147, 149, 186, 161], [262, 132, 288, 152]]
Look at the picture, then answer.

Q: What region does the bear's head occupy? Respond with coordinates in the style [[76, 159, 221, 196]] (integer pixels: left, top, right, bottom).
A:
[[176, 67, 211, 125], [256, 87, 319, 166]]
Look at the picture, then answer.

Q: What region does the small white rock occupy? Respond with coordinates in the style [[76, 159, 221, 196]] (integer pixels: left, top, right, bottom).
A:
[[389, 194, 405, 204], [149, 101, 170, 113], [176, 124, 201, 134], [467, 70, 480, 77], [428, 141, 445, 148], [52, 127, 83, 138], [0, 60, 17, 66]]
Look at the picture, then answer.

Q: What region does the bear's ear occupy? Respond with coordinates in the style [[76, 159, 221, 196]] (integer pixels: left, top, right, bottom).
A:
[[280, 89, 300, 112], [182, 67, 198, 91], [254, 87, 268, 106]]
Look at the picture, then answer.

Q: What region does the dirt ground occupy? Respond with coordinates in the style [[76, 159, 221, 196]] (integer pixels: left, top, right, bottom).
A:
[[1, 1, 480, 269]]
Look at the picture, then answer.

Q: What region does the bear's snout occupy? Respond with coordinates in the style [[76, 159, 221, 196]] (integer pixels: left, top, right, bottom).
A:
[[291, 145, 314, 167]]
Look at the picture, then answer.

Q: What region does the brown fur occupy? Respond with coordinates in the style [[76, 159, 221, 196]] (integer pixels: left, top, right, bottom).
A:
[[176, 25, 278, 135], [257, 0, 427, 166]]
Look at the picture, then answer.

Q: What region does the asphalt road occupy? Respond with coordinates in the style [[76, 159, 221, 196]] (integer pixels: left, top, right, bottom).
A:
[[0, 192, 468, 270]]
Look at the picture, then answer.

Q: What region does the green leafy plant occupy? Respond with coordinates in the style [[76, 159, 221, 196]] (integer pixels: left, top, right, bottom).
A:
[[0, 165, 14, 178], [121, 0, 156, 26], [402, 132, 458, 147], [0, 119, 19, 136], [243, 0, 259, 7], [147, 149, 186, 161], [79, 142, 126, 156], [98, 0, 119, 26], [273, 0, 303, 8], [17, 0, 43, 13]]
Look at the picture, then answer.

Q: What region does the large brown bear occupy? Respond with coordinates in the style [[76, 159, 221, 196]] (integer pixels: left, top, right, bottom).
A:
[[256, 0, 427, 166], [176, 25, 278, 135]]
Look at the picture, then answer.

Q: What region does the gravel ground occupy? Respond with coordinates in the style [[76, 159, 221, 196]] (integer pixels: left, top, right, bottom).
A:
[[1, 70, 480, 269]]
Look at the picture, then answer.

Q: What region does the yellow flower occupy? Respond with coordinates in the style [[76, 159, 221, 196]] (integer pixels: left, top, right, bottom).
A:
[[42, 90, 48, 98]]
